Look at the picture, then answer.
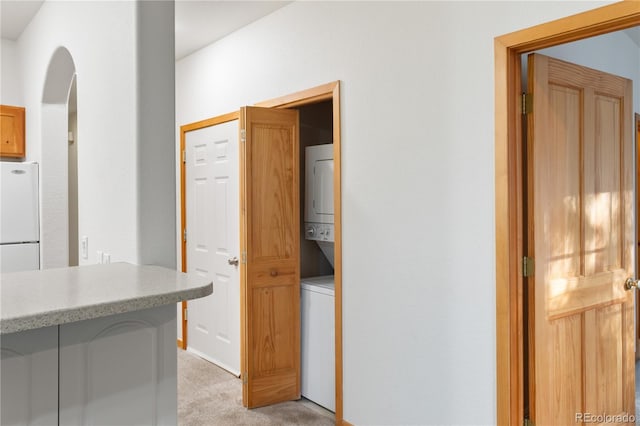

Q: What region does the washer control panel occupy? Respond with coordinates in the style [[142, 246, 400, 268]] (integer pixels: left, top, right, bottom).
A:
[[304, 223, 334, 242]]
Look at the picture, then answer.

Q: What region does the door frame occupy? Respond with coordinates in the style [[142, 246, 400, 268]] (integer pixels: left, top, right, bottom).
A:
[[178, 81, 343, 424], [494, 2, 639, 425], [636, 113, 640, 358], [255, 80, 343, 423]]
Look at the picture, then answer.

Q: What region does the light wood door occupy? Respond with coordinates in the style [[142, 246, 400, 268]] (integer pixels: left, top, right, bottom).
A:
[[185, 119, 240, 375], [240, 106, 300, 408], [527, 53, 634, 425]]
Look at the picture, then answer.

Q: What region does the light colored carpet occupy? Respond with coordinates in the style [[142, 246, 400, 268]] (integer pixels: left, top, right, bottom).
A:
[[178, 349, 335, 426]]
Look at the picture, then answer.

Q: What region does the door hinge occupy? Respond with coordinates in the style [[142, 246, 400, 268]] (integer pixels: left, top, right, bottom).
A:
[[523, 256, 534, 278], [182, 149, 186, 163], [240, 129, 246, 143], [242, 371, 248, 384], [183, 307, 188, 321], [241, 251, 247, 264], [524, 417, 534, 426], [183, 228, 187, 243], [522, 93, 533, 115]]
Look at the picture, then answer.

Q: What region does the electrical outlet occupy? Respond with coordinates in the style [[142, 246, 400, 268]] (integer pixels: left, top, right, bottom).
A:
[[81, 236, 88, 259]]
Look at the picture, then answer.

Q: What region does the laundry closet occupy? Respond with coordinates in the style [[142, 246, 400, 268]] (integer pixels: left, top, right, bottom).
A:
[[296, 100, 335, 412], [180, 84, 342, 412]]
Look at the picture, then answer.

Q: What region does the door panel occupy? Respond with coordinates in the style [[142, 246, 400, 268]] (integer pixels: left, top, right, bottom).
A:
[[528, 53, 634, 424], [241, 106, 300, 408], [186, 119, 240, 375]]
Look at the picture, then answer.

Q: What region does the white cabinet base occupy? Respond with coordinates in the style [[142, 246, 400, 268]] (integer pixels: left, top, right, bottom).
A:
[[1, 327, 58, 426], [59, 304, 177, 425], [2, 305, 176, 425]]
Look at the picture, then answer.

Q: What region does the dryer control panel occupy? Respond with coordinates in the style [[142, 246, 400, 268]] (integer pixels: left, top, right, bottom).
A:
[[304, 223, 334, 242]]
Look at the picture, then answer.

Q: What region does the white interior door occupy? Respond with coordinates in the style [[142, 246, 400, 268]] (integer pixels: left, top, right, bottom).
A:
[[186, 119, 240, 375]]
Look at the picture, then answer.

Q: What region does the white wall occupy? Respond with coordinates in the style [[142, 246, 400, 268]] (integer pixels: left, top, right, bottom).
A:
[[40, 103, 69, 268], [13, 1, 175, 269], [136, 1, 176, 268], [17, 1, 137, 265], [1, 38, 23, 106], [176, 1, 613, 424]]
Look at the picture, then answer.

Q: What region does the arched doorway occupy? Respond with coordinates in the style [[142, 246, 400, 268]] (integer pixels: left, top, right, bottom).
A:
[[41, 46, 76, 268]]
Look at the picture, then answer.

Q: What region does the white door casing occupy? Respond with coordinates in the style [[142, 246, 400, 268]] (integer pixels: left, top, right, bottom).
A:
[[185, 119, 240, 375]]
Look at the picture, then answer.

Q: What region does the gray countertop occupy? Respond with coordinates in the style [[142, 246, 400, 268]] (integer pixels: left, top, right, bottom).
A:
[[0, 262, 212, 335]]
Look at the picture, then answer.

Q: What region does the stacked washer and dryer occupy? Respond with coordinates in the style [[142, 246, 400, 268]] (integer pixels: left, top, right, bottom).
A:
[[301, 143, 335, 412]]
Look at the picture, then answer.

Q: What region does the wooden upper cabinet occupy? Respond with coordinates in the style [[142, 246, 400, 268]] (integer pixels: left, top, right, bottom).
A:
[[0, 105, 26, 158]]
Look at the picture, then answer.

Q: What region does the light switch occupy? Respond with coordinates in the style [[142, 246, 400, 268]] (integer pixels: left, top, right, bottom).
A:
[[81, 236, 88, 259]]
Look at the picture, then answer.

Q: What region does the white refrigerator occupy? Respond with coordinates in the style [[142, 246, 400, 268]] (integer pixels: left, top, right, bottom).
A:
[[0, 162, 40, 273]]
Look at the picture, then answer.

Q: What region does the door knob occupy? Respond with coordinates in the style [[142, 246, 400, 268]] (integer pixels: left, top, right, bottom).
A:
[[624, 277, 639, 291], [228, 256, 239, 266]]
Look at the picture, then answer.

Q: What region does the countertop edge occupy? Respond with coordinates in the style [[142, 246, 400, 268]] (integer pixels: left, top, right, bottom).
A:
[[0, 283, 212, 335]]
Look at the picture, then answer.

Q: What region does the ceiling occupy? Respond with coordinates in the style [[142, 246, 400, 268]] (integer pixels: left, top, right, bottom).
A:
[[0, 0, 44, 40], [175, 1, 289, 59], [0, 1, 638, 59], [0, 0, 290, 60]]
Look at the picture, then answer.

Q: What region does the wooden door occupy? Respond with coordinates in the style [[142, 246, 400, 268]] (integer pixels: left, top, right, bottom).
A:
[[240, 106, 300, 408], [185, 119, 240, 375], [527, 53, 634, 424]]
